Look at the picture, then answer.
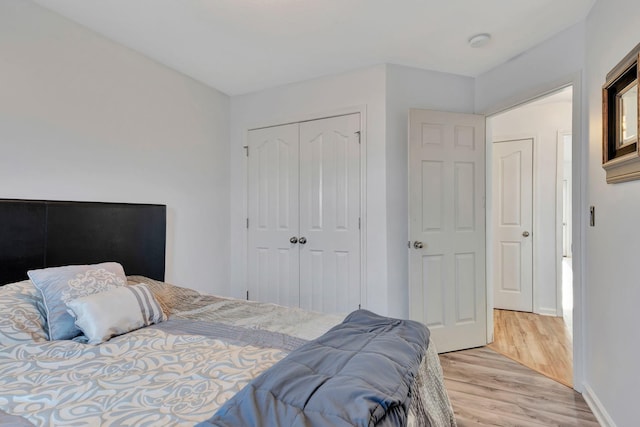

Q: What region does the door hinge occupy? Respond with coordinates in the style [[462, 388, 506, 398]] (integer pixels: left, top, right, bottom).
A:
[[358, 304, 361, 310], [246, 290, 249, 300], [358, 217, 361, 229], [246, 218, 249, 229], [355, 130, 361, 144], [243, 145, 249, 157]]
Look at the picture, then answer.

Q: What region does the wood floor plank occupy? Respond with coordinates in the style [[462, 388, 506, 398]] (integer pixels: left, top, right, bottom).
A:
[[441, 350, 574, 396], [443, 354, 564, 390], [488, 309, 572, 387], [445, 379, 596, 422], [439, 347, 599, 426], [447, 387, 594, 427]]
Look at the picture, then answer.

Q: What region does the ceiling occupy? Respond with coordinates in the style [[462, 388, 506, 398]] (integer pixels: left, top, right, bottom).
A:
[[33, 0, 595, 96]]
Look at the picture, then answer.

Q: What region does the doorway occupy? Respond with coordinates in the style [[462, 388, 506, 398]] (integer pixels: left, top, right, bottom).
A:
[[487, 87, 574, 386]]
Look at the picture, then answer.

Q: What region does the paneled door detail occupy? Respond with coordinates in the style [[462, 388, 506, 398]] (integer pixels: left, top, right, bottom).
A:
[[299, 114, 361, 313], [409, 109, 486, 353], [492, 139, 533, 312], [247, 114, 361, 313], [247, 124, 300, 307]]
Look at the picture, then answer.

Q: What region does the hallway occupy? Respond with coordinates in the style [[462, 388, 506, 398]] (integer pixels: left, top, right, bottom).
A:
[[488, 308, 573, 387], [489, 257, 573, 387]]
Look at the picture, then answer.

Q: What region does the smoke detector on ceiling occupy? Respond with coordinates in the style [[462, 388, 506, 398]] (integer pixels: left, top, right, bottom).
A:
[[468, 33, 491, 48]]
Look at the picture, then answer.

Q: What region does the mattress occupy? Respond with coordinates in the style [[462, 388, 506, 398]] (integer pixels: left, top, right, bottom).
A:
[[0, 277, 456, 426]]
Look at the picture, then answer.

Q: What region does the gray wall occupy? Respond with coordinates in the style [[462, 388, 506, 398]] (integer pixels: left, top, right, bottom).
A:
[[0, 1, 231, 295], [584, 0, 640, 425]]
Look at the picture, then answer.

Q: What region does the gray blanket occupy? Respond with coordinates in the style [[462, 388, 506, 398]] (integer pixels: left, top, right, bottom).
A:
[[197, 309, 430, 427]]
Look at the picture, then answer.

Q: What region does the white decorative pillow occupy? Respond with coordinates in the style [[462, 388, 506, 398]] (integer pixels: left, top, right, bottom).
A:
[[0, 280, 48, 345], [66, 283, 166, 344], [28, 262, 127, 340]]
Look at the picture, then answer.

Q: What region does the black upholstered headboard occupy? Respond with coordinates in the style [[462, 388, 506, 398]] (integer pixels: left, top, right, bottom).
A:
[[0, 199, 166, 285]]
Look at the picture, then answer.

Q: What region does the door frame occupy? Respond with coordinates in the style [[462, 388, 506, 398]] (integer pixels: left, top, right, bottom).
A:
[[242, 106, 368, 309], [556, 129, 572, 316], [482, 74, 584, 391]]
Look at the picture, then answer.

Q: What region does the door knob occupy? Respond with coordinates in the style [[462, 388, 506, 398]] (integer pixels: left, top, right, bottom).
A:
[[522, 231, 530, 237], [414, 241, 424, 249], [290, 236, 298, 244], [299, 237, 307, 244]]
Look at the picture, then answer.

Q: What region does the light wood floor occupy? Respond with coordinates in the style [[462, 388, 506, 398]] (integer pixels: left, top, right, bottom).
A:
[[439, 347, 599, 426], [488, 309, 573, 387]]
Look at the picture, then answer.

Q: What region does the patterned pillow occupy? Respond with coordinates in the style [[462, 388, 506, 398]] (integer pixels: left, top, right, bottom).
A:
[[0, 280, 48, 345], [66, 283, 166, 344], [28, 262, 127, 340]]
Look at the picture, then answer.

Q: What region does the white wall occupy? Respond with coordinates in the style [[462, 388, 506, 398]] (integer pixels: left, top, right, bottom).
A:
[[229, 66, 389, 313], [0, 1, 231, 295], [583, 0, 640, 425], [475, 22, 586, 114], [385, 64, 475, 317], [490, 96, 572, 315]]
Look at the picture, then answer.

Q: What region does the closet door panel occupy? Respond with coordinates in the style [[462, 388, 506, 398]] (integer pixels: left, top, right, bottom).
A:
[[298, 113, 361, 313], [247, 124, 300, 307]]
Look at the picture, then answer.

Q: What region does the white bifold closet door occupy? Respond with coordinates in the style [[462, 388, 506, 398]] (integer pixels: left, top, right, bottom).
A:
[[247, 113, 361, 314], [247, 123, 300, 308]]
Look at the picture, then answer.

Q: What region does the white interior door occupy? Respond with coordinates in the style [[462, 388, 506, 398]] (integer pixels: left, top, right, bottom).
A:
[[299, 114, 361, 313], [409, 109, 486, 353], [247, 124, 300, 307], [492, 138, 533, 312]]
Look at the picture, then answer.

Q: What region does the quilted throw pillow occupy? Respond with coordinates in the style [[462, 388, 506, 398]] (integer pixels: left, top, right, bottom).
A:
[[28, 262, 127, 340], [66, 283, 166, 344]]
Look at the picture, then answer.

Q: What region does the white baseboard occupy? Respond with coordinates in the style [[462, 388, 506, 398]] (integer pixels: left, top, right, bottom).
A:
[[582, 383, 616, 427]]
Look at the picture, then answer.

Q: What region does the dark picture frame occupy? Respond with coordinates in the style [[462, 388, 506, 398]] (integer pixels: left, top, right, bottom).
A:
[[602, 43, 640, 183]]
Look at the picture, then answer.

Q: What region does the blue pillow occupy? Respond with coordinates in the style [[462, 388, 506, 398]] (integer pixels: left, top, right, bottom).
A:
[[28, 262, 127, 340]]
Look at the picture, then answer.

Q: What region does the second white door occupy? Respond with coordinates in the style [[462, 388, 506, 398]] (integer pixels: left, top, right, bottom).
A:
[[247, 113, 361, 314], [492, 138, 534, 312]]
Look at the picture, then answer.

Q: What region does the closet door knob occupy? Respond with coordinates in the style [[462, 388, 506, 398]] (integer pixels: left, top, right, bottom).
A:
[[290, 236, 298, 244], [414, 241, 424, 249], [299, 237, 307, 245], [522, 231, 530, 237]]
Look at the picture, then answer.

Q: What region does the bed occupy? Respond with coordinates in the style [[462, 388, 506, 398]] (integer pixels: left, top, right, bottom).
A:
[[0, 199, 457, 427]]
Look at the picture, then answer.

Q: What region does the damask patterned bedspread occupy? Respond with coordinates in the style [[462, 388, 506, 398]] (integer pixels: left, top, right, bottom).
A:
[[0, 277, 456, 427], [0, 325, 290, 426]]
